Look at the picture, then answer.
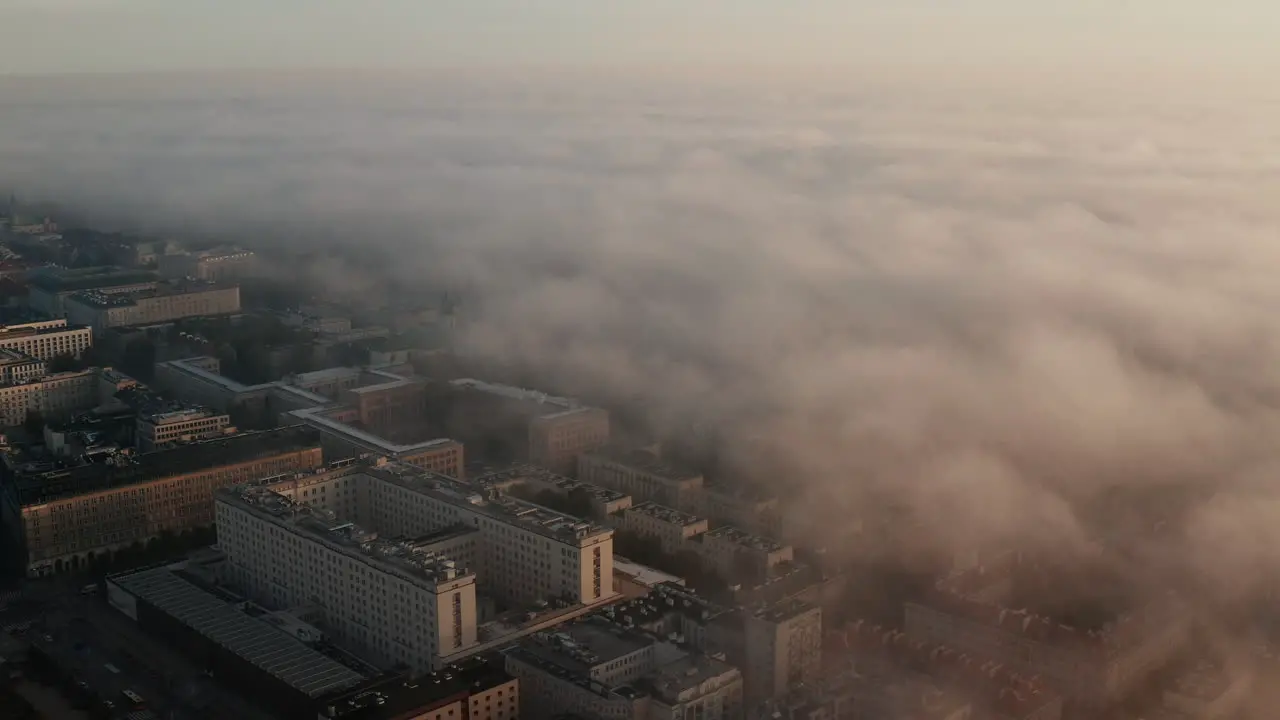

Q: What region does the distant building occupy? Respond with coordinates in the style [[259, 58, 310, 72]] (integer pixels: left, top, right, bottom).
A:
[[26, 266, 159, 317], [64, 280, 240, 332], [577, 447, 703, 509], [0, 318, 93, 360], [0, 348, 45, 385], [620, 502, 709, 555], [1, 426, 325, 576], [471, 464, 634, 523], [444, 379, 609, 474], [157, 248, 256, 283]]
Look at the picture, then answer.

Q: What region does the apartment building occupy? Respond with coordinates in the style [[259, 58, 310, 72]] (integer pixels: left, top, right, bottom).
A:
[[136, 404, 232, 451], [692, 484, 781, 536], [318, 657, 519, 720], [0, 318, 93, 360], [695, 526, 794, 584], [251, 458, 617, 610], [217, 485, 479, 673], [3, 426, 324, 576], [445, 379, 610, 474], [620, 502, 709, 555], [903, 553, 1191, 717], [65, 281, 241, 332], [0, 348, 45, 385], [577, 447, 703, 509], [26, 266, 159, 317], [504, 618, 743, 720], [0, 367, 98, 427]]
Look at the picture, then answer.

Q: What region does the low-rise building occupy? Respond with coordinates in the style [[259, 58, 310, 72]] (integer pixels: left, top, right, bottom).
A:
[[0, 367, 98, 427], [0, 318, 93, 361], [136, 403, 232, 451], [317, 657, 519, 720], [0, 348, 45, 385]]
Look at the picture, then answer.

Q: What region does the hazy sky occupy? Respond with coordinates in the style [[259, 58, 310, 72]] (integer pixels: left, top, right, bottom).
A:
[[0, 1, 1275, 75]]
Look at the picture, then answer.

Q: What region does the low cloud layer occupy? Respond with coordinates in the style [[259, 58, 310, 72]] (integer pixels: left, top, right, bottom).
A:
[[4, 72, 1280, 613]]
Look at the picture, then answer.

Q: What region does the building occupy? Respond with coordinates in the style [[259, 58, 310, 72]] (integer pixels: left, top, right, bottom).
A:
[[694, 526, 794, 585], [0, 318, 93, 360], [472, 464, 633, 522], [504, 617, 743, 720], [620, 502, 709, 555], [136, 403, 232, 451], [903, 552, 1191, 717], [64, 280, 241, 332], [158, 248, 257, 283], [317, 656, 518, 720], [252, 459, 617, 610], [287, 405, 464, 477], [26, 266, 158, 317], [106, 560, 371, 720], [2, 426, 325, 576], [217, 485, 480, 673], [0, 348, 45, 385], [829, 619, 1064, 720], [154, 355, 275, 414], [692, 484, 781, 536], [577, 447, 703, 509], [603, 583, 820, 706], [0, 367, 98, 427], [444, 379, 609, 474]]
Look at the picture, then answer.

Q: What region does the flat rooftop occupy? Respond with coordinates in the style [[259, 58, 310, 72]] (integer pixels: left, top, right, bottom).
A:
[[109, 565, 367, 698], [627, 502, 705, 527], [68, 279, 232, 309], [290, 406, 457, 457], [646, 655, 738, 702], [219, 484, 474, 587], [471, 464, 629, 504], [28, 266, 158, 293], [448, 378, 582, 416], [522, 619, 654, 674], [704, 525, 788, 552], [368, 463, 613, 545], [14, 425, 322, 506], [317, 657, 513, 720]]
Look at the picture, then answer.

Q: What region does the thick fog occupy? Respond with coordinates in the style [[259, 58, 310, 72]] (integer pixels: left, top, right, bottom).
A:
[[4, 71, 1280, 609]]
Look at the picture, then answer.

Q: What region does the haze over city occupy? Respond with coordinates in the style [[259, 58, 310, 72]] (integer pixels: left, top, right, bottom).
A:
[[1, 3, 1279, 720]]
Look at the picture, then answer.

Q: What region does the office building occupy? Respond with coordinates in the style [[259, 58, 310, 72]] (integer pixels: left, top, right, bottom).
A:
[[471, 465, 633, 523], [692, 484, 781, 536], [504, 617, 743, 720], [2, 426, 324, 576], [136, 403, 232, 451], [0, 367, 98, 427], [217, 485, 480, 673], [317, 656, 519, 720], [577, 447, 703, 509], [695, 526, 794, 584], [444, 379, 609, 474], [26, 266, 158, 317], [0, 348, 45, 385], [287, 404, 464, 477], [904, 552, 1191, 717], [65, 280, 241, 332], [0, 318, 93, 360]]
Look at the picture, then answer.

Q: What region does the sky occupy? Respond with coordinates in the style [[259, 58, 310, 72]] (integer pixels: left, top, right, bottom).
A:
[[0, 1, 1276, 75]]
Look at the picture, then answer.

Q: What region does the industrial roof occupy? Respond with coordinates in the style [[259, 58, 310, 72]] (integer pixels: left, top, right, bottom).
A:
[[109, 567, 367, 697]]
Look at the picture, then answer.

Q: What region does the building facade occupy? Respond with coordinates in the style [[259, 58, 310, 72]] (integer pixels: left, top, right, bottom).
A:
[[0, 318, 93, 360], [136, 406, 232, 451], [0, 367, 98, 427], [65, 282, 241, 332], [577, 448, 704, 509]]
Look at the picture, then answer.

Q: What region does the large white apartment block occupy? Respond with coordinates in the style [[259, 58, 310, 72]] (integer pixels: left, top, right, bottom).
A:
[[216, 484, 479, 673], [0, 318, 93, 361], [247, 459, 617, 611]]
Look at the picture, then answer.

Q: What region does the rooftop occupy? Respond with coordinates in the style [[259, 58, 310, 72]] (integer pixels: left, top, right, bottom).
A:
[[626, 502, 706, 527], [27, 266, 158, 294], [0, 318, 90, 339], [449, 378, 581, 415], [584, 447, 702, 484], [602, 582, 728, 630], [12, 425, 322, 506], [219, 484, 474, 588], [289, 406, 458, 457], [471, 464, 629, 504], [703, 525, 787, 553], [317, 657, 514, 720], [366, 463, 613, 545], [644, 654, 739, 703], [68, 279, 232, 309], [522, 618, 654, 674], [108, 565, 367, 698]]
